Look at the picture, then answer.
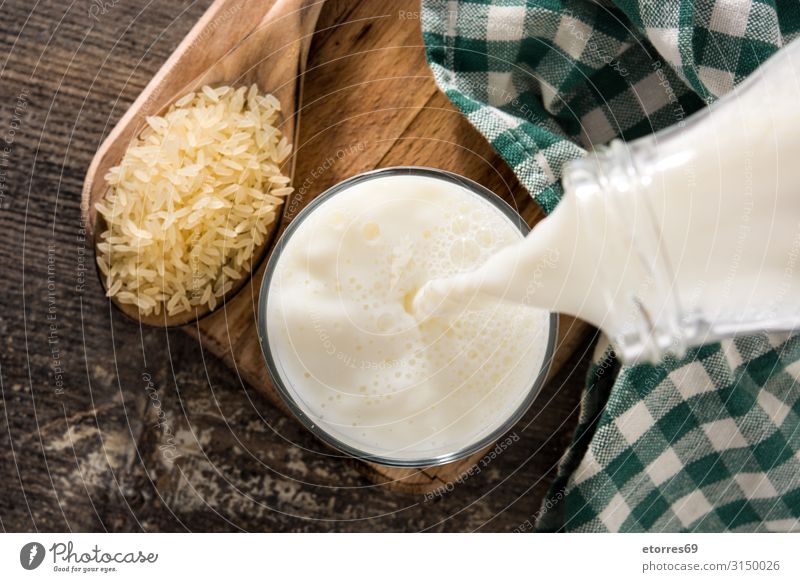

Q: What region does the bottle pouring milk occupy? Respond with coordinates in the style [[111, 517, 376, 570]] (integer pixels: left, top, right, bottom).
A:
[[414, 37, 800, 363]]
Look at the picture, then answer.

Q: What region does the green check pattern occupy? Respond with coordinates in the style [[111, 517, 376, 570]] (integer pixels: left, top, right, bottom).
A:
[[422, 0, 800, 532]]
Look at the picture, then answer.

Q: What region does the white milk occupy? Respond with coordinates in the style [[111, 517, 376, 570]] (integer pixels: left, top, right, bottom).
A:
[[414, 38, 800, 362], [265, 173, 551, 462]]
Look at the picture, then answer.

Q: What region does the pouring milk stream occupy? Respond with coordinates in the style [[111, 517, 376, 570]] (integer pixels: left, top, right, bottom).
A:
[[413, 37, 800, 363]]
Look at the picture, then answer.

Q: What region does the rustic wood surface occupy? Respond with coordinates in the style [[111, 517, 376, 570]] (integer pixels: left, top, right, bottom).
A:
[[0, 0, 596, 531]]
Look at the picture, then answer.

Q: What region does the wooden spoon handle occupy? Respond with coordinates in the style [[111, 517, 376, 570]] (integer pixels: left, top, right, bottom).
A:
[[82, 0, 323, 236], [198, 0, 326, 184]]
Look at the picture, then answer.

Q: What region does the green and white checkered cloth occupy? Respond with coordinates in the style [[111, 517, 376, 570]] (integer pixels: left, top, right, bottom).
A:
[[422, 0, 800, 532]]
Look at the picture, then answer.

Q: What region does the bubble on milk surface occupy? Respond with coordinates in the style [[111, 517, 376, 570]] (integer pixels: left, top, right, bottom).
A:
[[267, 176, 548, 459]]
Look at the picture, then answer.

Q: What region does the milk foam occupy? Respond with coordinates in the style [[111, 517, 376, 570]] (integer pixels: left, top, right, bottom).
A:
[[266, 174, 551, 461]]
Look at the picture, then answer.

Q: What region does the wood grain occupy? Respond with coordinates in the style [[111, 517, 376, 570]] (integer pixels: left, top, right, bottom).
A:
[[189, 0, 594, 492], [0, 0, 594, 531]]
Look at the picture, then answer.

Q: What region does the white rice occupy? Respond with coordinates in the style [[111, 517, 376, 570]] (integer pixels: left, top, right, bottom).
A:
[[95, 84, 293, 318]]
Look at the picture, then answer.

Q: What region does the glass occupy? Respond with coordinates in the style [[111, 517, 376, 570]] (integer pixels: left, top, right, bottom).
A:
[[257, 166, 558, 467]]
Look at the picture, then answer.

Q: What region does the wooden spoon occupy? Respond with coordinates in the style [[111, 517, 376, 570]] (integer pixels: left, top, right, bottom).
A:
[[82, 0, 325, 326]]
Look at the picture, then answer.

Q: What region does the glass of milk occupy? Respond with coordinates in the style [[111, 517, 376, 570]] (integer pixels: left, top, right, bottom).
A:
[[258, 167, 557, 467]]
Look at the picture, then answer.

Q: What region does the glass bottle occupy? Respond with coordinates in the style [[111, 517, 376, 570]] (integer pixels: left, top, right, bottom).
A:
[[416, 37, 800, 363]]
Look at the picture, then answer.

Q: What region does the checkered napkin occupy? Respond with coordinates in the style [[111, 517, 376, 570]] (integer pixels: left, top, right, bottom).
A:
[[421, 0, 800, 531]]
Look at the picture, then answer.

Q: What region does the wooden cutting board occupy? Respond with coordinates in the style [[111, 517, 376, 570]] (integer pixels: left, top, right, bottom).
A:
[[187, 0, 593, 493]]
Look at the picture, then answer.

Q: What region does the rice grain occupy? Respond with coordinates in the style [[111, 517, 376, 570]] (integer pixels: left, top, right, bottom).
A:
[[96, 84, 293, 318]]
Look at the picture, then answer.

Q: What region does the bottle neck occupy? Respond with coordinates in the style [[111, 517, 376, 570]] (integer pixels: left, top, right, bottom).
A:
[[413, 142, 689, 365], [560, 140, 690, 363]]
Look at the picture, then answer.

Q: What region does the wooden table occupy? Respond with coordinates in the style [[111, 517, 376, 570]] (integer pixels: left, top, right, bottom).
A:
[[0, 0, 595, 531]]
